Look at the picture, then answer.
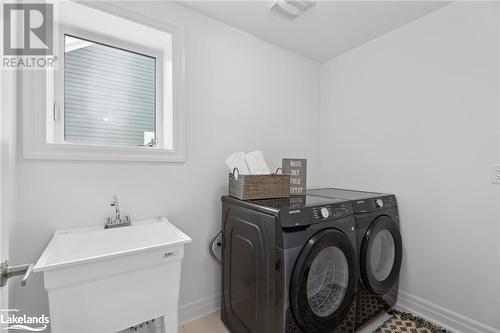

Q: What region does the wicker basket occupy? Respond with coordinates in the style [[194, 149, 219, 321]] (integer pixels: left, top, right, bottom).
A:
[[228, 168, 290, 200]]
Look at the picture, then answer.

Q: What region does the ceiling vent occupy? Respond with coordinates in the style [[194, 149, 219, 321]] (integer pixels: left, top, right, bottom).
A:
[[270, 0, 315, 20]]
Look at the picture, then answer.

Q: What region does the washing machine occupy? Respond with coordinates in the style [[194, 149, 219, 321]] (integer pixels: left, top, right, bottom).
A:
[[307, 188, 402, 330], [221, 195, 358, 333]]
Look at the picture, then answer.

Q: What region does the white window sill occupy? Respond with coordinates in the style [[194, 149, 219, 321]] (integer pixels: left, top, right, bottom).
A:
[[24, 142, 185, 162]]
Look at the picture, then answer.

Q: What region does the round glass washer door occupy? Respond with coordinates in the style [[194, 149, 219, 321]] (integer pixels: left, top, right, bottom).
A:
[[290, 229, 357, 333], [307, 246, 349, 317]]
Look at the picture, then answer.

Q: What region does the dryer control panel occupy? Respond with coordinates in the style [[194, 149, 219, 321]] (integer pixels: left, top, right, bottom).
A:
[[353, 195, 397, 213]]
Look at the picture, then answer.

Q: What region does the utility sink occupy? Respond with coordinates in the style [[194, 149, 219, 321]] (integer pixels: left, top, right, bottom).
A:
[[35, 217, 191, 333]]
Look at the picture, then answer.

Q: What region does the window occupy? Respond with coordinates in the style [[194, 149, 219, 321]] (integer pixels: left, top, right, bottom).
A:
[[62, 35, 158, 147], [23, 1, 185, 162], [50, 26, 167, 149]]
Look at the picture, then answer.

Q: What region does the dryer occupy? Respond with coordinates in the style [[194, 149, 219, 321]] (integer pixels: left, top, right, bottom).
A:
[[307, 188, 403, 330], [221, 195, 358, 333]]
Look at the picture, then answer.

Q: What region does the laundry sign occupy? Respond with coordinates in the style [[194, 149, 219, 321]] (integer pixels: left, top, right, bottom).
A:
[[282, 158, 307, 195]]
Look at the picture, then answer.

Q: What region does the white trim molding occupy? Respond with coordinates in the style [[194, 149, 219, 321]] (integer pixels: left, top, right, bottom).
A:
[[22, 1, 186, 162], [178, 293, 221, 326], [176, 290, 500, 332], [396, 290, 500, 333]]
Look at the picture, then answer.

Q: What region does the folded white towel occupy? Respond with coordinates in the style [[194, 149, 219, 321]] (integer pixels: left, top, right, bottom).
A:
[[245, 151, 271, 175], [226, 152, 250, 175]]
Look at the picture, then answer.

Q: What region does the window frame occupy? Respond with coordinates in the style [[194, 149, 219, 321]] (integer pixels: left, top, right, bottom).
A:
[[54, 25, 164, 149], [23, 2, 186, 162]]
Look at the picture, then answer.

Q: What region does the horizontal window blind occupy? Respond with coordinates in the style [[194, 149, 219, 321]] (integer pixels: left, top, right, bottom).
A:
[[64, 36, 156, 147]]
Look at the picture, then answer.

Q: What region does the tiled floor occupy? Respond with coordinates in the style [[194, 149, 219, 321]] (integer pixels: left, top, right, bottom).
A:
[[180, 311, 391, 333]]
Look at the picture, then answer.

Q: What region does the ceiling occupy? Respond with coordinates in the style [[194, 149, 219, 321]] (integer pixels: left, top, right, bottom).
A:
[[181, 1, 450, 62]]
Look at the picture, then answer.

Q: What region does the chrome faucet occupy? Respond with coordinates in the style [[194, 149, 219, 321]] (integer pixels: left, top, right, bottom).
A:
[[105, 194, 131, 229], [111, 194, 121, 223]]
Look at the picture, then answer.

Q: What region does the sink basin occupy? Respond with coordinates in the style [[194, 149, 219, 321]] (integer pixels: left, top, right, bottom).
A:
[[35, 217, 191, 272], [35, 217, 191, 333]]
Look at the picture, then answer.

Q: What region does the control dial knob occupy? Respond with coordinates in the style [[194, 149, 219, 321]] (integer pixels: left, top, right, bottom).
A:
[[320, 207, 330, 218], [375, 199, 384, 208]]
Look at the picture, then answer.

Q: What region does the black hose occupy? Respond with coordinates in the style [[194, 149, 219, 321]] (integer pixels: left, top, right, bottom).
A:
[[209, 231, 223, 265]]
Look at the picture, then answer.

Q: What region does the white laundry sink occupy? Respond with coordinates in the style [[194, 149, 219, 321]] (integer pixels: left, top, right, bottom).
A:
[[35, 217, 191, 333]]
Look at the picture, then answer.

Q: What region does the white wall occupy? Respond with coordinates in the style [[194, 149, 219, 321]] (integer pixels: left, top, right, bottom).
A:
[[10, 0, 321, 323], [320, 2, 500, 331]]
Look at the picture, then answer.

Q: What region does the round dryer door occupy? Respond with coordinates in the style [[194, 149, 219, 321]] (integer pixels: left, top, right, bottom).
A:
[[360, 215, 402, 295], [290, 229, 357, 333]]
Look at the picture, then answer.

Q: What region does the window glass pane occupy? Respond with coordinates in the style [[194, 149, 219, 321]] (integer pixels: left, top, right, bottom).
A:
[[64, 35, 156, 146]]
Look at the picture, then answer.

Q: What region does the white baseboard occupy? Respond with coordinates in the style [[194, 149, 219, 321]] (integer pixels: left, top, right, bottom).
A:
[[396, 290, 499, 333], [178, 293, 221, 326], [178, 290, 500, 333]]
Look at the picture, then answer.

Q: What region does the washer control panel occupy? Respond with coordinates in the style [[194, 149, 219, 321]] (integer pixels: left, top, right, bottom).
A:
[[312, 204, 351, 221], [320, 207, 330, 218], [273, 197, 354, 228]]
